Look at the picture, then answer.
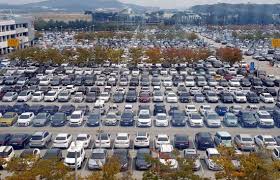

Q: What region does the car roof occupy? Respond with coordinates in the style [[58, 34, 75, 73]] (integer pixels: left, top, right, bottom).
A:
[[216, 131, 231, 137], [206, 148, 219, 154], [160, 144, 173, 152], [117, 133, 128, 136], [257, 110, 270, 115]]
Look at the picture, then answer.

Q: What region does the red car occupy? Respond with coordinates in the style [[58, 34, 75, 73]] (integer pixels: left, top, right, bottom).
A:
[[224, 74, 233, 81], [139, 91, 150, 103]]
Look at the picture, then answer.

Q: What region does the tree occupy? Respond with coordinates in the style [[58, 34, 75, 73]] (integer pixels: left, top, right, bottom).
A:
[[214, 146, 280, 180], [107, 48, 124, 64], [162, 48, 178, 64], [85, 156, 121, 180], [145, 48, 162, 64], [129, 47, 144, 66], [143, 150, 207, 180], [216, 47, 242, 65]]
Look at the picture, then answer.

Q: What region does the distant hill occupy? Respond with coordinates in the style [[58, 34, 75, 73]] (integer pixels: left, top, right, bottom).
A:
[[0, 0, 154, 12], [191, 3, 280, 24]]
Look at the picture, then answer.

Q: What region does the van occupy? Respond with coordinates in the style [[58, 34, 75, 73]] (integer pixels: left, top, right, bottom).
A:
[[214, 131, 232, 147], [64, 142, 85, 169]]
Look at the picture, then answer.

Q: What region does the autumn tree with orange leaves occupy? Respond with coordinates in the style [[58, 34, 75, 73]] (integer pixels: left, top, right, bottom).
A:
[[216, 47, 242, 65], [145, 48, 162, 64]]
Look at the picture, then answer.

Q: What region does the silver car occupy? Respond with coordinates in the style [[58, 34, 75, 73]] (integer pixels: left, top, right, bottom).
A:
[[88, 149, 108, 170], [29, 131, 52, 148]]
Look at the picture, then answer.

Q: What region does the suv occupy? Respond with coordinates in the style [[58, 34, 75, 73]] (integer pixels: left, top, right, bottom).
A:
[[134, 132, 150, 148], [137, 109, 152, 127], [29, 131, 52, 148], [69, 111, 84, 126], [214, 131, 232, 147], [64, 142, 85, 169], [0, 146, 15, 168]]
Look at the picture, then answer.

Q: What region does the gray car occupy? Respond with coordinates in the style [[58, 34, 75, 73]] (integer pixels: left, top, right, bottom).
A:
[[29, 131, 52, 148], [33, 113, 51, 127], [88, 149, 108, 170]]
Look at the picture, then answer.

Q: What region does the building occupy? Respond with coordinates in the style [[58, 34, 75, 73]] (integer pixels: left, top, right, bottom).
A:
[[0, 16, 35, 55]]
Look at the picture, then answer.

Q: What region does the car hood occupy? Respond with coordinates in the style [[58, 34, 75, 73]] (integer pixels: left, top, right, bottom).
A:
[[88, 159, 105, 167], [136, 159, 149, 166]]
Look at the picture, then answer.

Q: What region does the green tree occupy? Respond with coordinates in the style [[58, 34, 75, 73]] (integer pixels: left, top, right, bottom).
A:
[[129, 47, 144, 66]]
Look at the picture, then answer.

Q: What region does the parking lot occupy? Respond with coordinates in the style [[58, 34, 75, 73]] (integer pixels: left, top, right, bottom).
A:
[[0, 30, 280, 179]]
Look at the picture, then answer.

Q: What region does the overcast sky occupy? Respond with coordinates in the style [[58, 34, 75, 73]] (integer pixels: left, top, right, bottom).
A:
[[0, 0, 279, 8]]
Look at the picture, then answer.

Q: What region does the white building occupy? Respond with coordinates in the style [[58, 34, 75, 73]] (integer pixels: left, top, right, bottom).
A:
[[0, 16, 35, 55]]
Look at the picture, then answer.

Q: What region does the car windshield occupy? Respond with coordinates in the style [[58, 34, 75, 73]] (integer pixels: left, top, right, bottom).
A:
[[122, 113, 133, 118], [3, 113, 14, 118], [53, 114, 65, 120], [33, 92, 41, 96], [56, 136, 66, 140], [241, 137, 252, 142], [191, 114, 201, 119], [158, 137, 168, 141], [77, 136, 87, 141], [60, 92, 69, 96], [5, 92, 14, 96], [46, 92, 56, 96], [264, 138, 275, 142], [259, 114, 271, 119], [107, 114, 116, 119], [31, 135, 42, 140], [89, 114, 99, 119], [36, 114, 46, 119], [117, 136, 128, 140], [208, 114, 218, 119], [20, 115, 30, 119], [71, 114, 81, 119], [98, 134, 108, 140], [0, 151, 10, 158], [91, 153, 105, 159], [66, 152, 80, 158], [157, 114, 166, 120], [139, 114, 150, 119]]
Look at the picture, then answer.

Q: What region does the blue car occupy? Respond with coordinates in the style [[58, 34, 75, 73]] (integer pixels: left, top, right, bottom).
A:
[[28, 105, 44, 115], [59, 105, 75, 116], [238, 111, 258, 128], [43, 105, 59, 115], [215, 105, 228, 116]]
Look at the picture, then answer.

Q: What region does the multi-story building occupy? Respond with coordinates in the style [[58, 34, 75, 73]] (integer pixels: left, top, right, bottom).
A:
[[0, 16, 35, 55]]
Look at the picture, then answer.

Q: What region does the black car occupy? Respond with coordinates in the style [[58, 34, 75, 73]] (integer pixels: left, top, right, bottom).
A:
[[43, 105, 59, 115], [76, 105, 90, 115], [0, 105, 12, 114], [28, 77, 39, 85], [251, 86, 264, 95], [195, 132, 215, 150], [246, 92, 260, 103], [113, 92, 125, 103], [8, 133, 30, 149], [265, 87, 277, 96], [250, 78, 263, 86], [125, 90, 137, 102], [129, 78, 139, 86], [135, 148, 152, 170], [179, 91, 191, 103], [28, 105, 44, 115], [240, 78, 251, 87], [168, 105, 179, 116], [85, 92, 97, 103], [120, 110, 134, 126], [262, 78, 275, 87], [171, 110, 186, 127], [113, 149, 130, 171], [59, 105, 75, 116], [51, 113, 67, 127], [220, 92, 234, 103], [11, 103, 29, 115], [42, 148, 63, 161], [87, 112, 101, 127], [0, 133, 12, 146], [238, 111, 258, 128], [174, 134, 189, 150], [153, 104, 166, 116]]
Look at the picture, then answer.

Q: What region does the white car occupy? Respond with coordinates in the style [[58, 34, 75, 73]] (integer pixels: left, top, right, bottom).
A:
[[69, 111, 84, 126], [65, 85, 77, 94], [254, 135, 277, 150], [84, 68, 93, 75], [137, 109, 152, 127], [188, 112, 204, 127], [155, 113, 169, 127], [162, 78, 173, 87], [99, 92, 110, 102], [255, 110, 274, 128], [234, 92, 247, 103], [204, 111, 221, 128], [185, 105, 197, 115], [0, 146, 15, 168], [190, 87, 200, 95], [73, 92, 84, 103], [76, 134, 91, 149], [199, 105, 212, 116], [17, 112, 35, 126], [158, 144, 178, 169], [229, 78, 240, 87], [45, 68, 56, 74], [96, 77, 106, 86], [31, 91, 44, 102], [154, 134, 170, 149], [53, 133, 73, 149], [44, 91, 58, 102], [166, 92, 178, 103], [185, 77, 195, 87], [205, 148, 222, 171], [64, 142, 85, 169], [260, 93, 274, 103], [134, 132, 150, 148], [153, 91, 164, 102], [39, 77, 51, 86], [17, 91, 32, 102], [2, 92, 17, 102], [95, 133, 111, 148], [114, 133, 130, 149]]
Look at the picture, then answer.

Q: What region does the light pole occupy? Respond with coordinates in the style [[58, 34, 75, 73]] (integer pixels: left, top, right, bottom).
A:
[[97, 126, 103, 149]]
